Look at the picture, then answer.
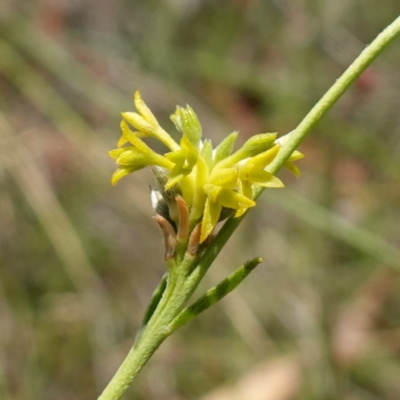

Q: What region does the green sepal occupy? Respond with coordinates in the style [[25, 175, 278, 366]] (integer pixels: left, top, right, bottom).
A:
[[170, 105, 202, 147]]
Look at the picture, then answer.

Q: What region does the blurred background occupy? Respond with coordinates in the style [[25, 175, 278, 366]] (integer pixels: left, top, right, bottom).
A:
[[1, 1, 400, 399]]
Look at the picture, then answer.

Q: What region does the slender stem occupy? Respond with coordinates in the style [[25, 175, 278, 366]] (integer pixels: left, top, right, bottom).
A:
[[191, 15, 400, 281], [98, 16, 400, 400], [98, 271, 185, 400], [267, 16, 400, 176], [98, 321, 166, 400]]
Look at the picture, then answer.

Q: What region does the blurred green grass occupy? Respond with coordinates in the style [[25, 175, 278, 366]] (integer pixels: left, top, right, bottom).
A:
[[1, 2, 400, 399]]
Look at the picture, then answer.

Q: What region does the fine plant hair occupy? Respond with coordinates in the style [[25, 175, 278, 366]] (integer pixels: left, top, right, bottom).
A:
[[99, 16, 400, 400]]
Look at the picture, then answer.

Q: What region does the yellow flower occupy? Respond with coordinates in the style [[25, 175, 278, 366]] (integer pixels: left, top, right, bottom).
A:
[[275, 131, 305, 176], [109, 121, 174, 185], [170, 105, 202, 147], [235, 145, 284, 216], [121, 91, 179, 151], [164, 136, 199, 189], [200, 182, 256, 242], [109, 92, 305, 251]]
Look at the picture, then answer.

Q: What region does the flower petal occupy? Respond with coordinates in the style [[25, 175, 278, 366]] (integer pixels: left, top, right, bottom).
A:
[[284, 161, 301, 176], [121, 112, 154, 135], [111, 166, 137, 185], [209, 168, 238, 189], [117, 135, 128, 147], [247, 170, 284, 188], [109, 147, 130, 160], [165, 165, 187, 189], [288, 150, 304, 162], [217, 188, 256, 209], [249, 145, 280, 169], [200, 198, 222, 243], [116, 148, 148, 166], [133, 91, 159, 126]]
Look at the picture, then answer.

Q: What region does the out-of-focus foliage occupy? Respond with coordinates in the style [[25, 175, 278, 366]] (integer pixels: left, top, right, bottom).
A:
[[0, 1, 400, 399]]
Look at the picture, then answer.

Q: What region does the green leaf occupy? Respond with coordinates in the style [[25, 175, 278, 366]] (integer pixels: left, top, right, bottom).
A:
[[168, 257, 264, 333], [140, 273, 167, 328]]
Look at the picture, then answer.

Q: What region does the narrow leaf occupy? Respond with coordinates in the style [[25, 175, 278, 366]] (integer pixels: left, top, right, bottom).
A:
[[140, 273, 168, 327], [168, 257, 264, 333]]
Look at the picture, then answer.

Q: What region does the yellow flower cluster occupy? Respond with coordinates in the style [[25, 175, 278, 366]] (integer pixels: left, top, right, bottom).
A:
[[109, 91, 303, 245]]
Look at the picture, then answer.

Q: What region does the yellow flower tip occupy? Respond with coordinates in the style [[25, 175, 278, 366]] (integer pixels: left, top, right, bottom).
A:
[[117, 135, 127, 148], [121, 112, 154, 135], [164, 176, 182, 190], [108, 148, 125, 160], [288, 150, 305, 162], [133, 90, 159, 127], [284, 161, 301, 177], [111, 166, 135, 185]]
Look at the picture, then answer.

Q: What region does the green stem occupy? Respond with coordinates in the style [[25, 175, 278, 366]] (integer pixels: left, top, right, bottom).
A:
[[267, 16, 400, 177], [98, 16, 400, 400], [98, 321, 166, 400], [98, 271, 185, 400], [191, 15, 400, 281]]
